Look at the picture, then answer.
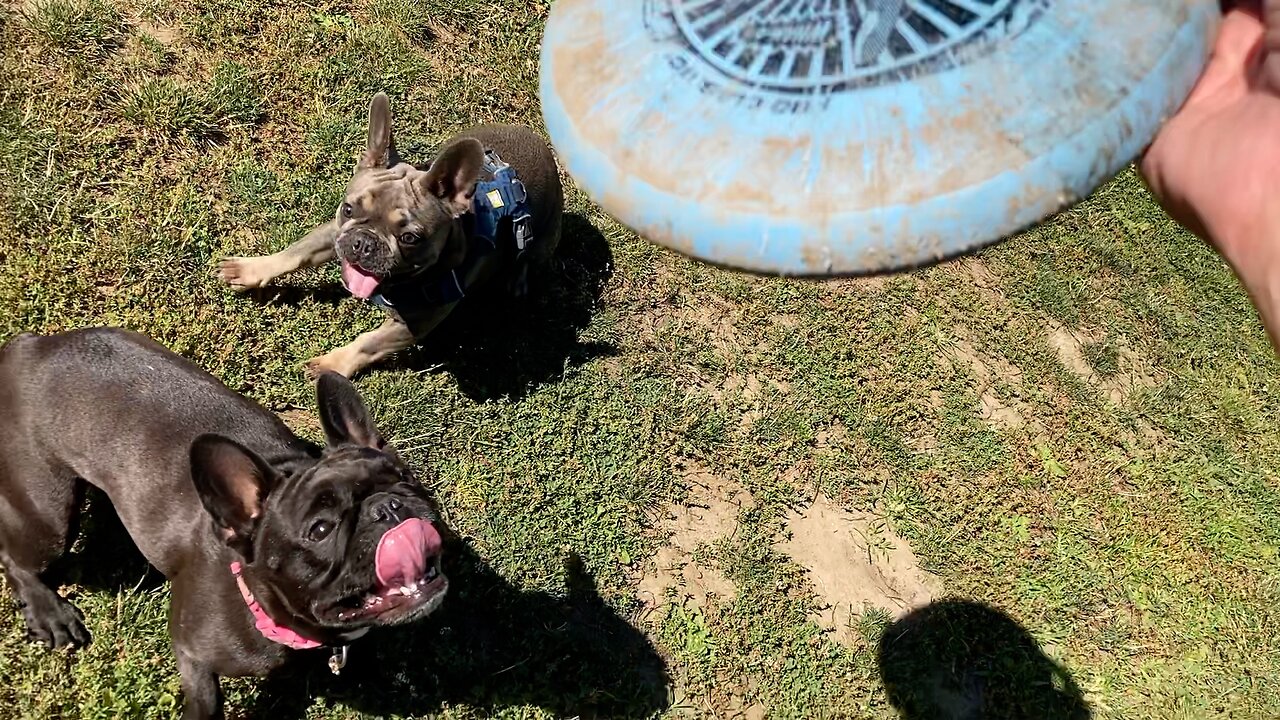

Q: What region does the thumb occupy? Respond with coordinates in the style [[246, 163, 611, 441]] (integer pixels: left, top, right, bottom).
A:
[[1266, 0, 1280, 91]]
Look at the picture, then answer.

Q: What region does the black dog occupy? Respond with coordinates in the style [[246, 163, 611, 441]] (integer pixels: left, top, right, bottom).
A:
[[0, 328, 448, 719]]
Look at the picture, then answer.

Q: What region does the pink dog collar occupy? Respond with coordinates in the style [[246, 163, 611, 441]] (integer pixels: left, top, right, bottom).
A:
[[230, 562, 323, 650]]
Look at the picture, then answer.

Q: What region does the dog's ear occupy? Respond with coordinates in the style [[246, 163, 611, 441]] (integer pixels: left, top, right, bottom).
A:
[[190, 434, 278, 557], [418, 137, 485, 215], [358, 92, 398, 169], [316, 371, 386, 449]]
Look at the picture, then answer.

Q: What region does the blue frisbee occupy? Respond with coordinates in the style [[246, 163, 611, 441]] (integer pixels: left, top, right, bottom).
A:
[[540, 1, 1221, 276]]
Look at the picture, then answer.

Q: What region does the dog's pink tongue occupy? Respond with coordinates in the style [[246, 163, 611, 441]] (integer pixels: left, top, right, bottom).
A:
[[375, 518, 440, 586], [341, 260, 381, 299]]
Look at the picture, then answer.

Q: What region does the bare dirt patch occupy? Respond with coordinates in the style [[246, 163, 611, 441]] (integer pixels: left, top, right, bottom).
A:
[[721, 372, 763, 402], [958, 257, 1007, 308], [826, 274, 891, 294], [277, 408, 322, 438], [948, 330, 1046, 438], [637, 461, 750, 611], [135, 20, 181, 46], [777, 495, 940, 645], [1046, 321, 1157, 405], [771, 313, 801, 330], [814, 421, 849, 450], [640, 294, 753, 373]]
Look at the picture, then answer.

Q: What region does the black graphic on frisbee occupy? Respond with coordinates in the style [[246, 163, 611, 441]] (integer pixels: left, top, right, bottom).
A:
[[658, 0, 1038, 93]]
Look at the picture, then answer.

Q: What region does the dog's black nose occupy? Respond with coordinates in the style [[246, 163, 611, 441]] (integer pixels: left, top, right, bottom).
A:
[[352, 234, 375, 259], [369, 496, 405, 524]]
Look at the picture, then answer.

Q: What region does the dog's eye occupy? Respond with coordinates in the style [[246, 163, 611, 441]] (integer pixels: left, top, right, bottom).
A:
[[308, 519, 335, 542], [399, 232, 421, 246], [341, 203, 353, 218]]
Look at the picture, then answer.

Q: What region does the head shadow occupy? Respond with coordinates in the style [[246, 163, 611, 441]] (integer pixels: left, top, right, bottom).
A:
[[247, 543, 671, 719], [877, 600, 1091, 720], [387, 211, 617, 401]]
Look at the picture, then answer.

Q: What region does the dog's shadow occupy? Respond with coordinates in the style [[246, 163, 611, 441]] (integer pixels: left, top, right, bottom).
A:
[[878, 600, 1091, 720], [61, 486, 166, 593], [62, 493, 671, 719], [255, 283, 352, 309], [392, 211, 618, 401], [250, 543, 671, 719], [245, 212, 617, 401]]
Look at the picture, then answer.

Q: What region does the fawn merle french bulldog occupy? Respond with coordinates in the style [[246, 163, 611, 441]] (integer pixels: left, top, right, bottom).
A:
[[217, 92, 565, 378], [0, 327, 447, 719]]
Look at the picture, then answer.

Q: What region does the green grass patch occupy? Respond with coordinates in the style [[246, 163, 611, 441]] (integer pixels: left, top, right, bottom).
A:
[[21, 0, 124, 57], [1, 1, 1278, 718]]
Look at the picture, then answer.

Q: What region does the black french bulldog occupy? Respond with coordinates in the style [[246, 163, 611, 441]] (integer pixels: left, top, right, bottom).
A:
[[0, 327, 448, 720]]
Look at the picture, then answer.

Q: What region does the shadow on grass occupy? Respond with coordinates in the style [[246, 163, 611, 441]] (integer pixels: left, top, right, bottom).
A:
[[52, 487, 668, 718], [236, 212, 617, 401], [878, 600, 1091, 720], [249, 543, 671, 719], [59, 486, 164, 593], [391, 211, 618, 401], [254, 282, 352, 308]]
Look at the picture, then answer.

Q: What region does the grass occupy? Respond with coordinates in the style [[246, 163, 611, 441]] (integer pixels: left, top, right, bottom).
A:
[[2, 1, 1279, 718]]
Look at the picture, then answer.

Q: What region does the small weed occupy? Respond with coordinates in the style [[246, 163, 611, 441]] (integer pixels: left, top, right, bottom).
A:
[[856, 606, 891, 647], [1082, 339, 1121, 378], [116, 63, 262, 142], [206, 62, 263, 129], [667, 604, 714, 661], [313, 11, 354, 35], [22, 0, 123, 56], [686, 407, 729, 450], [116, 78, 220, 140]]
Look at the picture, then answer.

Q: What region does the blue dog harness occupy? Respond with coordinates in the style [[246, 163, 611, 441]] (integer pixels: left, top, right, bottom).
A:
[[369, 148, 534, 320]]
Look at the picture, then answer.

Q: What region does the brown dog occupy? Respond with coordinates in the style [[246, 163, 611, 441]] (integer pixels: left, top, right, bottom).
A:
[[218, 93, 564, 378]]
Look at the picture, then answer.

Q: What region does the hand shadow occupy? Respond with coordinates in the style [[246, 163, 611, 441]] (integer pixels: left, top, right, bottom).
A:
[[878, 600, 1091, 720], [246, 543, 671, 719], [388, 211, 618, 401]]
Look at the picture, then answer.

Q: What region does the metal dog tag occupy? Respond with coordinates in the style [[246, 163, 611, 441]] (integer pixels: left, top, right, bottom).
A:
[[329, 645, 349, 675]]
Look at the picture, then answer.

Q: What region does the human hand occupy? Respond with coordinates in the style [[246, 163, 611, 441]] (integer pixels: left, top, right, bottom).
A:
[[1140, 0, 1280, 346]]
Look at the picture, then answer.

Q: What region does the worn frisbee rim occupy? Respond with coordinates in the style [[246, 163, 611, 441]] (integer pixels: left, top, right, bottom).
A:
[[540, 1, 1220, 277]]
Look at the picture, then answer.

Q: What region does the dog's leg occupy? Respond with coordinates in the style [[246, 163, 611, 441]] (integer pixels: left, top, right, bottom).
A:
[[0, 562, 91, 648], [303, 316, 420, 379], [0, 463, 90, 649], [217, 220, 338, 291], [176, 648, 224, 720]]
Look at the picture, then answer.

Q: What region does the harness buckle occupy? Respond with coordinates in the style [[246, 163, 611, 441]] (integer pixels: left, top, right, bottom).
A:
[[514, 215, 533, 252], [482, 149, 509, 174], [509, 177, 528, 204]]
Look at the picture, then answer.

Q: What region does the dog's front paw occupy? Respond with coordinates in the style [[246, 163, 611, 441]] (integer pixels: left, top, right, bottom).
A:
[[22, 596, 91, 649], [217, 257, 275, 291]]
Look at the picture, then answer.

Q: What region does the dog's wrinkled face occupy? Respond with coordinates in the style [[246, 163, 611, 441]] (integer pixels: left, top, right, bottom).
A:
[[335, 93, 487, 300], [190, 372, 449, 635]]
